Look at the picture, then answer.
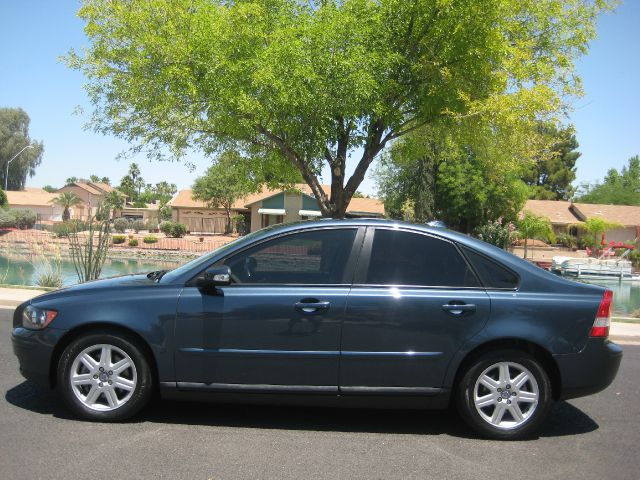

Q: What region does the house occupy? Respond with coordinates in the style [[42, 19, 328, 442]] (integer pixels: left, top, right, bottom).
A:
[[4, 188, 65, 223], [170, 184, 385, 234], [56, 181, 117, 219], [522, 199, 640, 243]]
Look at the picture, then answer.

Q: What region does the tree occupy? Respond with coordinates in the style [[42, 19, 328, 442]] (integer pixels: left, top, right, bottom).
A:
[[42, 185, 57, 193], [89, 175, 100, 183], [67, 0, 608, 218], [0, 188, 7, 207], [192, 151, 260, 234], [581, 218, 623, 256], [375, 125, 529, 232], [102, 190, 126, 219], [577, 155, 640, 205], [0, 108, 44, 190], [100, 177, 111, 185], [517, 211, 555, 259], [524, 124, 580, 200], [65, 176, 78, 185], [50, 192, 84, 222]]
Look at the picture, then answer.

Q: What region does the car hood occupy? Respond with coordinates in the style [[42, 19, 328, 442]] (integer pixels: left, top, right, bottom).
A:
[[30, 273, 159, 303]]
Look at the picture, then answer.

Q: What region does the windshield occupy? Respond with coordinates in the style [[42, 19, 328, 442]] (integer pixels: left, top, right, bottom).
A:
[[159, 228, 269, 283]]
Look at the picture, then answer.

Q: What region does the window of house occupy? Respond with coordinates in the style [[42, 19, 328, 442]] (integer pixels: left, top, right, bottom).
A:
[[261, 214, 284, 228], [365, 229, 479, 287]]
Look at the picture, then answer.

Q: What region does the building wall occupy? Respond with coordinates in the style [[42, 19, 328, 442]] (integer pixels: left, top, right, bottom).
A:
[[284, 193, 301, 224], [604, 227, 637, 244], [57, 185, 100, 219]]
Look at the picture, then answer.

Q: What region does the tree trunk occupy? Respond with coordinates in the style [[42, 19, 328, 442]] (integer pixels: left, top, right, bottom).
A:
[[63, 207, 70, 222], [524, 238, 528, 259]]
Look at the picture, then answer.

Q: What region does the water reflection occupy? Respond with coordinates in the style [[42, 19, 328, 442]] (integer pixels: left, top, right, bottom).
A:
[[581, 279, 640, 317]]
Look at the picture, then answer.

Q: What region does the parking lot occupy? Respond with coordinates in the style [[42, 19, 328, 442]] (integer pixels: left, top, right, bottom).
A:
[[1, 307, 638, 480]]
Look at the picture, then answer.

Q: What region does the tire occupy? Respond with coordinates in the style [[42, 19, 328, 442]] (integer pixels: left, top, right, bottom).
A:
[[57, 331, 154, 421], [456, 349, 552, 440]]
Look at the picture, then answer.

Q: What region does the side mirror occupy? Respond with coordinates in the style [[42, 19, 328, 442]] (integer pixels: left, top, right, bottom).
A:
[[197, 265, 232, 289]]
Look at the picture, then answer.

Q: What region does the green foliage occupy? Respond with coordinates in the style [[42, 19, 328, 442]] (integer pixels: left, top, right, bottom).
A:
[[376, 126, 529, 232], [65, 177, 78, 185], [192, 151, 261, 234], [517, 210, 555, 259], [53, 220, 86, 238], [128, 238, 139, 247], [112, 234, 126, 244], [474, 219, 516, 249], [103, 190, 126, 217], [556, 233, 577, 249], [580, 217, 623, 255], [130, 219, 145, 233], [0, 188, 6, 207], [0, 209, 37, 229], [160, 221, 187, 238], [67, 0, 608, 218], [143, 235, 158, 244], [42, 185, 57, 193], [158, 205, 172, 221], [50, 191, 83, 222], [524, 124, 580, 200], [232, 214, 247, 236], [577, 156, 640, 205], [113, 217, 129, 233], [0, 108, 45, 190]]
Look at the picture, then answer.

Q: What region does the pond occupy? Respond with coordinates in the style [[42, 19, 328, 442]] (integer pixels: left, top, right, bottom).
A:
[[0, 252, 181, 287], [581, 279, 640, 317]]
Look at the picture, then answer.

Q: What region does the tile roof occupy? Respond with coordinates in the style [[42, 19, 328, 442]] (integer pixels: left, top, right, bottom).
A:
[[572, 203, 640, 227], [170, 184, 385, 215], [64, 182, 104, 196], [88, 182, 116, 194], [522, 200, 582, 225], [5, 189, 59, 207]]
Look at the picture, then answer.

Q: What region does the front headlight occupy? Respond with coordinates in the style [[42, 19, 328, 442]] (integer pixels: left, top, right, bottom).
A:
[[22, 305, 57, 330]]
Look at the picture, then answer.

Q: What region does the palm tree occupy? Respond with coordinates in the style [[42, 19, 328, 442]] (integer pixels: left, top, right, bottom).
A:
[[102, 190, 126, 219], [50, 192, 83, 222]]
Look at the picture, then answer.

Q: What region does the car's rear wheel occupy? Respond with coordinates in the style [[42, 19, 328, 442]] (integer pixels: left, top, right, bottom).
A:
[[58, 332, 153, 421], [456, 350, 552, 439]]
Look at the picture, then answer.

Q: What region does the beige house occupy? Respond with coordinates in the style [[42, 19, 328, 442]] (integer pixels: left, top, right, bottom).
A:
[[56, 182, 117, 219], [170, 184, 385, 234], [522, 199, 640, 243], [5, 188, 64, 223]]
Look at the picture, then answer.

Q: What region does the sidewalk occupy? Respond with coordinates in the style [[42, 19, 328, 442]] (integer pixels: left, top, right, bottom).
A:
[[1, 287, 639, 343]]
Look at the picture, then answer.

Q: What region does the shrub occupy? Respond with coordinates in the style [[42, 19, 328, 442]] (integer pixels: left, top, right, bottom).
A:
[[577, 236, 594, 250], [232, 214, 247, 235], [113, 217, 129, 233], [128, 238, 139, 247], [143, 235, 158, 244], [160, 221, 187, 238], [0, 209, 37, 229], [0, 188, 7, 207], [556, 233, 577, 249], [628, 249, 640, 269], [145, 219, 159, 231], [474, 218, 516, 249], [131, 219, 145, 233], [112, 235, 126, 244]]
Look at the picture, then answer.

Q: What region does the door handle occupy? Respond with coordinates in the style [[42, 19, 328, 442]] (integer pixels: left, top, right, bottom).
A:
[[294, 300, 330, 314], [442, 303, 476, 315]]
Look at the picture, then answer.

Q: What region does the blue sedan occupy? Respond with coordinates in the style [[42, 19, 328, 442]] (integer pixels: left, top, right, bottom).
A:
[[11, 219, 622, 439]]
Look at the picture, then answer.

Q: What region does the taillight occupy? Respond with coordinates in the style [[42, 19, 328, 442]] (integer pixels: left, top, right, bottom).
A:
[[590, 290, 613, 338]]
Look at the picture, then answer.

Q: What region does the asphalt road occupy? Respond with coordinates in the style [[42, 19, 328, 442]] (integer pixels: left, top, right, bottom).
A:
[[1, 307, 639, 480]]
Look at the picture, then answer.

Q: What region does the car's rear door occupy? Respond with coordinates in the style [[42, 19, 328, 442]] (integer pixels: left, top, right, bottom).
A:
[[175, 227, 363, 392], [339, 227, 491, 393]]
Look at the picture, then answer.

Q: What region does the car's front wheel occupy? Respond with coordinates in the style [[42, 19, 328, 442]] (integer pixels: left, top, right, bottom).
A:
[[57, 332, 153, 421], [456, 350, 552, 439]]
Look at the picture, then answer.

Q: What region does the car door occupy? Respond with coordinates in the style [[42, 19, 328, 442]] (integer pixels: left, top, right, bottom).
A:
[[339, 227, 491, 393], [174, 227, 363, 392]]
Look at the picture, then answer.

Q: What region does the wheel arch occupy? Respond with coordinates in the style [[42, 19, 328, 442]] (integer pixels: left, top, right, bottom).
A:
[[449, 337, 562, 402], [49, 323, 160, 391]]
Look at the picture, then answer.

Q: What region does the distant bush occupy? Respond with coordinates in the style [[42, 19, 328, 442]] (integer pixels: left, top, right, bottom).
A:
[[0, 209, 37, 229], [112, 235, 126, 244], [160, 221, 187, 238], [113, 217, 129, 233], [0, 188, 7, 207], [128, 238, 139, 247], [556, 233, 577, 249], [145, 219, 159, 231], [53, 220, 86, 238], [577, 236, 594, 250], [143, 235, 158, 244], [130, 219, 145, 233], [474, 218, 516, 249]]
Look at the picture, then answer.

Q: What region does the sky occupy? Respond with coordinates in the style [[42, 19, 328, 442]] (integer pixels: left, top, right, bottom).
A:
[[0, 1, 638, 196]]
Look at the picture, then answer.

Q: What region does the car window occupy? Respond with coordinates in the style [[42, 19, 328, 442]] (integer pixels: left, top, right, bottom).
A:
[[221, 228, 357, 285], [462, 247, 519, 289], [365, 229, 479, 287]]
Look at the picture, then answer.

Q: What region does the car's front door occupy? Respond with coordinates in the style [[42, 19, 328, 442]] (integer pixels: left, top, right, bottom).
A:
[[175, 227, 362, 392], [339, 227, 491, 394]]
